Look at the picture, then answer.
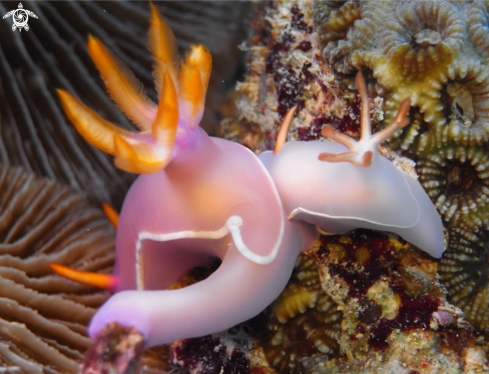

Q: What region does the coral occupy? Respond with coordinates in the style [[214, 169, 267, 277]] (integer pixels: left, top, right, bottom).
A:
[[315, 1, 489, 152], [0, 1, 249, 207], [467, 1, 489, 64], [260, 254, 342, 374], [221, 1, 489, 373], [170, 335, 250, 374], [416, 144, 489, 231], [439, 226, 489, 333], [314, 1, 360, 47], [0, 163, 114, 373]]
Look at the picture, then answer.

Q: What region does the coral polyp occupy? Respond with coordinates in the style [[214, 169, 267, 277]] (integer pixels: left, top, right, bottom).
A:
[[314, 1, 360, 47], [378, 2, 464, 77], [261, 254, 342, 374], [416, 145, 489, 231], [439, 226, 489, 333]]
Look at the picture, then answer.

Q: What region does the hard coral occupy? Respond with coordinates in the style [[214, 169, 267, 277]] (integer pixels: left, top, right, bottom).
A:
[[315, 0, 489, 153], [261, 254, 342, 374], [439, 226, 489, 334], [416, 144, 489, 231], [0, 163, 114, 373]]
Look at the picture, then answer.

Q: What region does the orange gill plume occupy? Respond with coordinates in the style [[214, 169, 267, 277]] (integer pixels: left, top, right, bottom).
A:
[[57, 3, 212, 174]]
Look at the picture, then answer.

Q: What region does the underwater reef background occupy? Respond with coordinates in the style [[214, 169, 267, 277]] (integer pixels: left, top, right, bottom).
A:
[[2, 0, 489, 374]]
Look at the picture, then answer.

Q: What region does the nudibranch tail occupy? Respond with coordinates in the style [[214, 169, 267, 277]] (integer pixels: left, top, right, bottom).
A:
[[50, 263, 118, 291], [87, 35, 156, 131], [318, 71, 411, 167]]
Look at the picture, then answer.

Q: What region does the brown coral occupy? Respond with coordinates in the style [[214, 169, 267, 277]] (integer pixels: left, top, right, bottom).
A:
[[314, 1, 360, 46], [439, 226, 489, 333], [261, 254, 342, 374], [0, 163, 114, 373], [416, 144, 489, 231]]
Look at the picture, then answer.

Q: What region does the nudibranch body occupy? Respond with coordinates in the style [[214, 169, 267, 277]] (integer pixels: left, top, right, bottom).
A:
[[260, 73, 445, 259], [56, 4, 317, 348]]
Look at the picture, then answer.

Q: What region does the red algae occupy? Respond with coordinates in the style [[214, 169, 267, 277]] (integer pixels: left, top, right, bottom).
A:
[[290, 4, 312, 33], [318, 229, 396, 298], [170, 336, 250, 374], [296, 41, 312, 52], [265, 33, 306, 117], [296, 96, 362, 141], [368, 293, 440, 350]]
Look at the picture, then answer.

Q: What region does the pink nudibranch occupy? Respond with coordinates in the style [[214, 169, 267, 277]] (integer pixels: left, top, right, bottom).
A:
[[260, 73, 445, 259], [55, 4, 444, 350], [56, 4, 318, 348]]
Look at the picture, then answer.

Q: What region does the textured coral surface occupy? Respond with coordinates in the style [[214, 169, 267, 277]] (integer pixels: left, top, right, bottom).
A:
[[0, 163, 114, 373], [219, 1, 489, 373]]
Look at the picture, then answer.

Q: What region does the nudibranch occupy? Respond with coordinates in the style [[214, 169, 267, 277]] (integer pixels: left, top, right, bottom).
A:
[[260, 72, 445, 259], [55, 4, 317, 348]]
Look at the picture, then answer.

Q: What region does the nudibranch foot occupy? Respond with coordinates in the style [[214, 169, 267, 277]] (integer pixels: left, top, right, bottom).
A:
[[259, 72, 444, 258]]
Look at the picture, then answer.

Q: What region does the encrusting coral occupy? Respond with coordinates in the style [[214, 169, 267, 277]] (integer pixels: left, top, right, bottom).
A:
[[260, 254, 342, 374]]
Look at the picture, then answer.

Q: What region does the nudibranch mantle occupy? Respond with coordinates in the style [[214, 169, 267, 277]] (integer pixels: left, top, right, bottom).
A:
[[260, 73, 444, 259]]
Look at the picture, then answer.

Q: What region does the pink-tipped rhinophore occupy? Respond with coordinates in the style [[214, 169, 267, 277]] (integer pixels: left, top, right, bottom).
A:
[[260, 72, 445, 258]]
